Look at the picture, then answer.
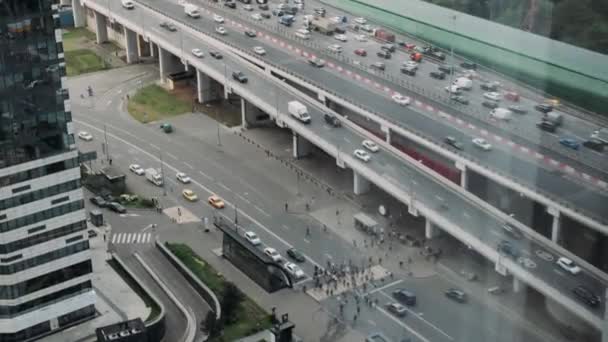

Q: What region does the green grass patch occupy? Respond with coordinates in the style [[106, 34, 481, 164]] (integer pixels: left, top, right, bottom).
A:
[[166, 243, 272, 341], [63, 28, 97, 51], [127, 85, 192, 123], [108, 259, 161, 322], [65, 49, 108, 76]]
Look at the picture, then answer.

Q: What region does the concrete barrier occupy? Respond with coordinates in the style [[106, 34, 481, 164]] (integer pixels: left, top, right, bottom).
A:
[[111, 253, 166, 342]]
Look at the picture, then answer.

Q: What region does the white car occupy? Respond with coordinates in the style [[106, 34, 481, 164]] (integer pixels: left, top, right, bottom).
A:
[[445, 85, 461, 94], [362, 139, 379, 152], [191, 48, 204, 58], [557, 257, 581, 275], [263, 247, 282, 262], [284, 262, 305, 279], [327, 44, 343, 53], [483, 92, 502, 101], [354, 17, 367, 25], [244, 231, 261, 245], [176, 172, 191, 183], [392, 94, 411, 106], [121, 0, 135, 9], [354, 34, 367, 42], [334, 34, 347, 42], [472, 138, 492, 151], [243, 4, 253, 11], [353, 149, 370, 162], [78, 131, 93, 141], [251, 13, 262, 21], [253, 46, 266, 55], [213, 14, 224, 23], [129, 164, 145, 175], [215, 26, 227, 35], [402, 61, 419, 69]]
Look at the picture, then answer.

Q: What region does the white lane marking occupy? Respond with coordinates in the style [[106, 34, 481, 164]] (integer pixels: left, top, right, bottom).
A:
[[75, 119, 324, 270], [218, 182, 231, 192], [184, 162, 194, 169], [303, 238, 311, 244], [236, 193, 251, 204], [150, 143, 160, 150], [198, 170, 212, 180], [112, 234, 118, 244], [136, 234, 142, 243], [367, 279, 403, 295], [379, 291, 454, 340], [167, 153, 178, 160], [282, 224, 290, 230], [141, 224, 154, 233], [367, 319, 376, 326], [376, 305, 431, 342], [146, 233, 151, 243], [324, 253, 333, 260], [254, 205, 270, 217]]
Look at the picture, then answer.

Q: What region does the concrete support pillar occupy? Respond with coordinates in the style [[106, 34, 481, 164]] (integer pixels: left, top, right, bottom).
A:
[[94, 11, 108, 44], [72, 0, 86, 28], [455, 161, 467, 189], [150, 42, 158, 58], [547, 206, 561, 243], [124, 27, 139, 64], [159, 47, 171, 84], [196, 69, 221, 103], [137, 35, 150, 57], [292, 132, 313, 159], [353, 171, 370, 195], [512, 276, 523, 293], [425, 219, 441, 239], [241, 98, 252, 129]]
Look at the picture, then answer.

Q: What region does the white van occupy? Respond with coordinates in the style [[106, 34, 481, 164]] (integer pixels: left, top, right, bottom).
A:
[[288, 101, 311, 123], [490, 108, 512, 121], [121, 0, 135, 9], [453, 77, 472, 90], [295, 29, 311, 39], [184, 4, 201, 18]]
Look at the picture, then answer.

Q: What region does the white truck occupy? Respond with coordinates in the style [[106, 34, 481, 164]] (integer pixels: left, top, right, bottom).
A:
[[145, 168, 163, 186], [184, 3, 201, 18], [453, 77, 473, 90], [288, 101, 311, 123]]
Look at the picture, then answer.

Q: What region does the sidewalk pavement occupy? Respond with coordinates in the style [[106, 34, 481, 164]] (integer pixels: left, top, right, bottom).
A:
[[159, 224, 367, 342], [40, 224, 150, 342]]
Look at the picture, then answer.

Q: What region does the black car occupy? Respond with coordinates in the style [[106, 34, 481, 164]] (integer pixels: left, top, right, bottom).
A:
[[286, 248, 306, 262], [438, 65, 455, 74], [258, 4, 269, 10], [90, 196, 107, 208], [450, 95, 469, 105], [209, 51, 223, 59], [480, 81, 499, 91], [324, 113, 341, 127], [224, 1, 236, 8], [159, 22, 177, 32], [261, 12, 271, 19], [444, 136, 464, 150], [392, 289, 416, 306], [400, 67, 416, 76], [381, 44, 396, 53], [497, 240, 519, 259], [445, 288, 467, 303], [429, 71, 446, 80], [88, 229, 98, 238], [108, 202, 127, 214], [534, 103, 553, 113], [232, 71, 248, 83], [572, 285, 601, 308], [460, 61, 477, 70], [376, 50, 391, 59], [583, 139, 604, 152], [482, 101, 499, 109], [430, 50, 446, 60], [536, 120, 557, 133], [370, 62, 386, 71], [244, 30, 257, 38], [334, 27, 346, 34]]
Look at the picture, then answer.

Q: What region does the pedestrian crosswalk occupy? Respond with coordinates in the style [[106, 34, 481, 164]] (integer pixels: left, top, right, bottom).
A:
[[111, 232, 152, 244]]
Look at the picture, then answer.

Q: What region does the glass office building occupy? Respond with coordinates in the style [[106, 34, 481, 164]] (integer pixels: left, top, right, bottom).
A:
[[0, 0, 94, 341]]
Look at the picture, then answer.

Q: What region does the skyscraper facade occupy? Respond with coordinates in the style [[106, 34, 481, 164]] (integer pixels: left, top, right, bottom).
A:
[[0, 0, 95, 341]]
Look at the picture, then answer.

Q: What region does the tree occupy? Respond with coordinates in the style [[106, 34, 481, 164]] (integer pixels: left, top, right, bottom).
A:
[[221, 282, 243, 324], [202, 311, 220, 337]]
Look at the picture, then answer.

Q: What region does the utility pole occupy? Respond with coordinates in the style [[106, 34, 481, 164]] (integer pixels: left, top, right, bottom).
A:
[[103, 124, 110, 162], [234, 204, 238, 225], [159, 150, 166, 196], [448, 15, 457, 99]]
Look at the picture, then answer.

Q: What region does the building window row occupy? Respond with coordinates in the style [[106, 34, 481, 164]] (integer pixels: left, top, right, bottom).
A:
[[0, 220, 86, 255], [0, 258, 91, 299], [0, 240, 89, 276], [0, 281, 91, 319], [0, 157, 78, 188], [0, 200, 84, 233], [0, 180, 80, 211]]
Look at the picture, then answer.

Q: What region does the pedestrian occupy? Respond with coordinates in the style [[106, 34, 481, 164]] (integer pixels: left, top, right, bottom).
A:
[[357, 306, 360, 314], [306, 226, 310, 237], [285, 203, 288, 212]]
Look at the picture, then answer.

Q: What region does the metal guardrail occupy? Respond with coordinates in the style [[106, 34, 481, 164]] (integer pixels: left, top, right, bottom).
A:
[[195, 0, 608, 175], [131, 0, 607, 226]]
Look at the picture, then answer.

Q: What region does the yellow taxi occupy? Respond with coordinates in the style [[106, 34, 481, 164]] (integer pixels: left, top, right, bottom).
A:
[[208, 195, 225, 209], [182, 189, 198, 202]]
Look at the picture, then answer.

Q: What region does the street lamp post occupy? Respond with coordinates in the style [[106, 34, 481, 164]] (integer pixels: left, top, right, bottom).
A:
[[103, 124, 110, 162], [448, 15, 457, 98], [159, 150, 166, 196]]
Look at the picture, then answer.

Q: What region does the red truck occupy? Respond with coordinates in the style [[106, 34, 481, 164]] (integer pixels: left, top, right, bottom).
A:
[[374, 29, 395, 42]]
